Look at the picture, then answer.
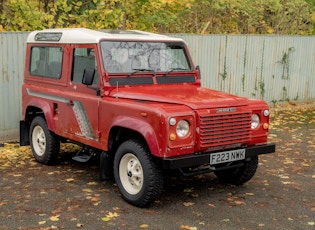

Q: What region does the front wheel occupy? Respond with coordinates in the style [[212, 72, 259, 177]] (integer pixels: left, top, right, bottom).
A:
[[29, 116, 60, 165], [114, 140, 163, 207], [214, 156, 258, 185]]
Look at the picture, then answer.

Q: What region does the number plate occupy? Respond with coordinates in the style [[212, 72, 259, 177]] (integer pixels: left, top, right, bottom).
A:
[[210, 149, 246, 165]]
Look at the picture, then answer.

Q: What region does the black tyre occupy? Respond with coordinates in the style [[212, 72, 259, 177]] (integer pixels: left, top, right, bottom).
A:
[[114, 140, 163, 207], [214, 156, 259, 185], [29, 116, 60, 165]]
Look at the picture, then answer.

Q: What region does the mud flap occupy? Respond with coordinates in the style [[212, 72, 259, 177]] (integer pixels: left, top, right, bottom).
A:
[[100, 151, 113, 180], [20, 120, 30, 146]]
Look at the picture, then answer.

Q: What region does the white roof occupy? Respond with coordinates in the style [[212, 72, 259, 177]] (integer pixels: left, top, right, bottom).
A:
[[26, 28, 184, 44]]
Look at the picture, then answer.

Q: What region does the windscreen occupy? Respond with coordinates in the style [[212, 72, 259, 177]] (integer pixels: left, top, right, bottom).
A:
[[100, 41, 192, 74]]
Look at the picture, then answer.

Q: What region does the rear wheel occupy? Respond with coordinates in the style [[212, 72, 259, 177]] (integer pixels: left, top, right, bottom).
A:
[[114, 140, 163, 207], [214, 156, 258, 185], [30, 116, 60, 165]]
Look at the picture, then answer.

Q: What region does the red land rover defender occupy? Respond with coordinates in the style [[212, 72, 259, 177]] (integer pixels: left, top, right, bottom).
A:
[[20, 28, 275, 207]]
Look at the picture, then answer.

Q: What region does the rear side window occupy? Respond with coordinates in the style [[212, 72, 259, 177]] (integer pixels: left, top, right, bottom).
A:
[[29, 46, 63, 79]]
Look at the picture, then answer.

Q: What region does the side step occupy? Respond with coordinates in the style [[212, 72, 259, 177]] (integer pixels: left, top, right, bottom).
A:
[[72, 148, 94, 163]]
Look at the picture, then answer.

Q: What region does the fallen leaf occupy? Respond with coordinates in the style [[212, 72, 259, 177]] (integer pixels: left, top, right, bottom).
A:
[[183, 202, 194, 207], [101, 217, 111, 222], [66, 178, 74, 182], [245, 193, 255, 196], [101, 211, 119, 222], [308, 222, 315, 226], [50, 215, 60, 221], [281, 181, 293, 185], [87, 181, 97, 185], [180, 225, 197, 230], [140, 224, 149, 228], [38, 220, 46, 225], [234, 200, 245, 205], [82, 189, 93, 193], [106, 212, 119, 218], [183, 188, 194, 193]]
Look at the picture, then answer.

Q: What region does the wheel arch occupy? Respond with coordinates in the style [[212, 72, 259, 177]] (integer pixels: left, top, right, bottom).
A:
[[108, 117, 160, 157], [24, 100, 56, 132]]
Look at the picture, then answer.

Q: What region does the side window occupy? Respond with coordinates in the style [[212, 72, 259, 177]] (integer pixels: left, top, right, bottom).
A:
[[72, 48, 98, 85], [29, 46, 63, 79]]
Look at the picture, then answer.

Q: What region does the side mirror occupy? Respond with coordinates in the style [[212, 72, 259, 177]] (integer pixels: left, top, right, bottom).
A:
[[82, 68, 95, 85], [196, 65, 201, 79]]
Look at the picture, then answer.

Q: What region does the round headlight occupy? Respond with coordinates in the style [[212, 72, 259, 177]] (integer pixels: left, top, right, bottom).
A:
[[176, 120, 190, 138], [251, 114, 260, 129]]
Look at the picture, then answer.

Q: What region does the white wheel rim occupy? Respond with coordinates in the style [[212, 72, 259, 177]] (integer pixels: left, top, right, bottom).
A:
[[32, 126, 46, 156], [119, 153, 144, 195]]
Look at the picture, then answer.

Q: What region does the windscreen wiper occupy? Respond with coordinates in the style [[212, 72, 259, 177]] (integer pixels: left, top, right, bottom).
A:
[[165, 67, 189, 75], [129, 68, 156, 77]]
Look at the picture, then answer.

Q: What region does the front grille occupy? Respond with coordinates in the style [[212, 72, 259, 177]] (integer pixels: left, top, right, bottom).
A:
[[197, 110, 251, 148]]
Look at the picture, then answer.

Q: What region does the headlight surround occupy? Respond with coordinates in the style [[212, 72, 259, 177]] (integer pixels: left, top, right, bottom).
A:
[[251, 114, 260, 129], [176, 120, 190, 138]]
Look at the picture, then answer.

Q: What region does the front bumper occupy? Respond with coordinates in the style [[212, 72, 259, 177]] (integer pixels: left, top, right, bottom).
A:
[[162, 143, 276, 170]]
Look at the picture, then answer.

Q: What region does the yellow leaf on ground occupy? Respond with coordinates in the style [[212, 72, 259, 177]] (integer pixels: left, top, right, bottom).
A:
[[66, 178, 74, 182], [82, 189, 93, 193], [282, 181, 293, 185], [106, 212, 119, 218], [101, 217, 111, 222], [38, 220, 46, 225], [180, 225, 196, 230], [101, 211, 119, 222], [87, 181, 97, 185], [50, 215, 60, 221], [140, 224, 149, 228]]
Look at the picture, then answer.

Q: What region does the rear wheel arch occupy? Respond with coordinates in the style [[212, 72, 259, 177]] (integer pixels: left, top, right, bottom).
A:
[[24, 103, 55, 132]]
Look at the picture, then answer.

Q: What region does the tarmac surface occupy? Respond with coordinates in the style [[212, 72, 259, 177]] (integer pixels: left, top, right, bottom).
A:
[[0, 102, 314, 230]]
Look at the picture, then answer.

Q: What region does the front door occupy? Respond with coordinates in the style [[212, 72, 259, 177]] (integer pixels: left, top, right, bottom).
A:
[[60, 46, 101, 145]]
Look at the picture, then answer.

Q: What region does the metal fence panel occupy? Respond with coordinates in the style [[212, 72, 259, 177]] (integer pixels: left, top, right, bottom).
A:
[[0, 32, 314, 140], [175, 34, 315, 102], [0, 32, 28, 141]]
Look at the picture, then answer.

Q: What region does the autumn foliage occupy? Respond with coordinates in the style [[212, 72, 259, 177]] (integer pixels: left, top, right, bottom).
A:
[[0, 0, 315, 34]]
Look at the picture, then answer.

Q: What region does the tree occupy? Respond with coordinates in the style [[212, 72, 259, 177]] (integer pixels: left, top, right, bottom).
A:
[[0, 0, 314, 34]]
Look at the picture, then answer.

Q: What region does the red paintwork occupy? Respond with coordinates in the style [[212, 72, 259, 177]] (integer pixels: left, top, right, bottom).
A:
[[22, 39, 271, 159]]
